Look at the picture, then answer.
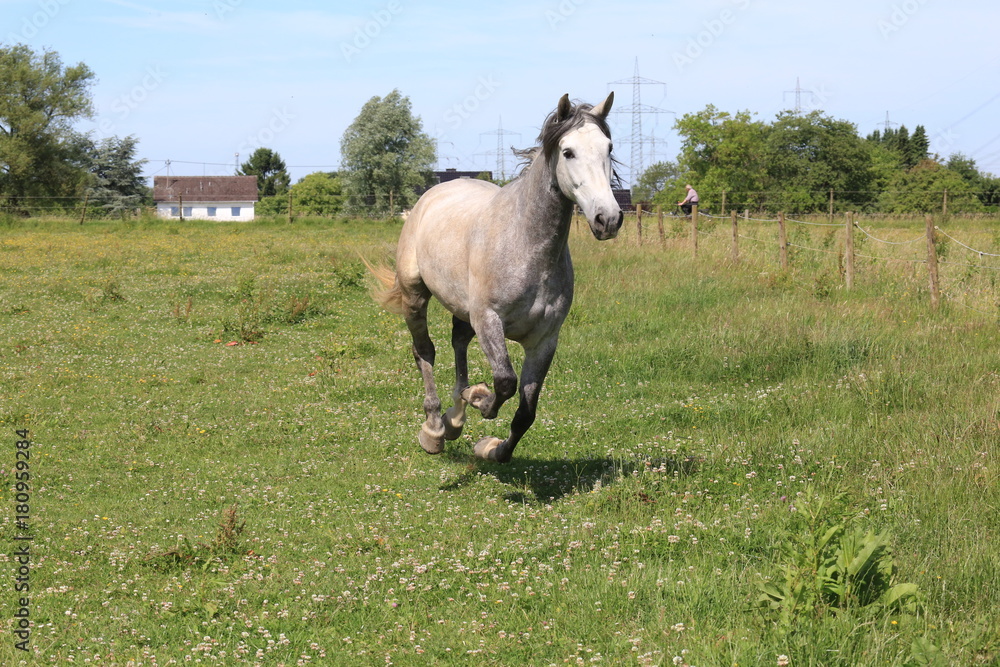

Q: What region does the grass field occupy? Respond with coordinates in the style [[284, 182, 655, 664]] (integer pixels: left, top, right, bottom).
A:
[[0, 215, 998, 666]]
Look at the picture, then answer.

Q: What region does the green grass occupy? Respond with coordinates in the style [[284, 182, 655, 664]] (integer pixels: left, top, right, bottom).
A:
[[0, 215, 998, 665]]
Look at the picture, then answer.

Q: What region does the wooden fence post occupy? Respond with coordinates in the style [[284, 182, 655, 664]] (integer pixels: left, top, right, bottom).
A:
[[636, 204, 643, 245], [829, 188, 834, 223], [179, 195, 184, 221], [721, 190, 726, 216], [731, 209, 739, 263], [690, 204, 699, 257], [844, 212, 855, 291], [942, 189, 948, 217], [79, 192, 89, 225], [657, 205, 665, 245], [925, 214, 940, 309], [778, 212, 788, 269], [287, 190, 293, 224]]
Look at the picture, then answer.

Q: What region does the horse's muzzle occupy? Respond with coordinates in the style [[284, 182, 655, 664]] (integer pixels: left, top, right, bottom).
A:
[[591, 209, 624, 240]]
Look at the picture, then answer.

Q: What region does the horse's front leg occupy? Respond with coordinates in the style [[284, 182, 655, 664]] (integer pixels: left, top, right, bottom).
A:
[[462, 309, 517, 420], [474, 337, 558, 463]]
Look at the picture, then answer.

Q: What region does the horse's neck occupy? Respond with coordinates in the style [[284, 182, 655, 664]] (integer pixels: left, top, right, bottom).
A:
[[513, 153, 574, 249]]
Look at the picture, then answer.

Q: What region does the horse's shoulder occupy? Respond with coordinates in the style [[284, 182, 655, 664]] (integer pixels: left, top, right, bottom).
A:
[[415, 179, 499, 214], [435, 179, 500, 195]]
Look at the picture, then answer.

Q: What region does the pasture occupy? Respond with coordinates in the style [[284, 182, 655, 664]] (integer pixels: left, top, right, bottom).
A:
[[0, 215, 998, 665]]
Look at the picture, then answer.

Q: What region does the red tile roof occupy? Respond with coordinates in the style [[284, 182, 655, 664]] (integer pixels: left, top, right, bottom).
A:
[[153, 176, 259, 203]]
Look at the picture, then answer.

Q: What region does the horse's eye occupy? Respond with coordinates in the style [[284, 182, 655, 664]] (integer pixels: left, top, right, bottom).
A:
[[562, 149, 575, 159], [609, 144, 614, 153]]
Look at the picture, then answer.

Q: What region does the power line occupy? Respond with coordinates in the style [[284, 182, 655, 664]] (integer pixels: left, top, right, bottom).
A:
[[608, 58, 674, 188], [478, 116, 520, 181], [878, 111, 899, 133]]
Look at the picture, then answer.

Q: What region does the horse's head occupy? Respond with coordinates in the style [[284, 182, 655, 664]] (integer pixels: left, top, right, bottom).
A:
[[549, 93, 623, 240]]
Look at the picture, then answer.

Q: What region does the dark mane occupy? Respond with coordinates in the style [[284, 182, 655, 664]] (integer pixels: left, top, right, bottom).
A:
[[538, 101, 612, 160], [511, 99, 621, 186]]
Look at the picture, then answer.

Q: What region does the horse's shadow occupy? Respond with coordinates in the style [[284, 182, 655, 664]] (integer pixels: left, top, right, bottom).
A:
[[438, 447, 697, 504]]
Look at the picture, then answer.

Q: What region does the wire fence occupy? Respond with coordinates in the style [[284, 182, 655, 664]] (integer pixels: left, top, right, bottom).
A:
[[5, 183, 1000, 221], [6, 191, 1000, 317], [621, 204, 1000, 316], [0, 193, 405, 221]]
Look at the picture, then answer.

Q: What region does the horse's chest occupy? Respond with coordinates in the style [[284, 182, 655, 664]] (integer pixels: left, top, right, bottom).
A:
[[496, 273, 572, 342]]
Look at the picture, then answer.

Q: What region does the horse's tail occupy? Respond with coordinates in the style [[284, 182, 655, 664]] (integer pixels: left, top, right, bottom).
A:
[[360, 256, 404, 315]]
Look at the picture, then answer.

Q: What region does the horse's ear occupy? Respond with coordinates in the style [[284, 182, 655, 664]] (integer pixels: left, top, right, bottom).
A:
[[591, 91, 614, 120], [556, 93, 571, 121]]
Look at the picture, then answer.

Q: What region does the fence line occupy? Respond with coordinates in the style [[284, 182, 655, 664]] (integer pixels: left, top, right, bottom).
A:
[[617, 205, 1000, 313], [854, 224, 925, 246], [933, 226, 1000, 258]]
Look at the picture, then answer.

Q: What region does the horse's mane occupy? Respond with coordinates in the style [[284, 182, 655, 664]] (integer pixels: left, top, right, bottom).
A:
[[511, 99, 621, 186]]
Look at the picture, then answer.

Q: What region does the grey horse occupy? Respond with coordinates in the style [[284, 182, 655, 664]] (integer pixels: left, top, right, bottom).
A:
[[369, 93, 623, 463]]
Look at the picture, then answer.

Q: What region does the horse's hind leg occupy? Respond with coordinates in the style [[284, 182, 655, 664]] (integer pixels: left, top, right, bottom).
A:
[[403, 294, 446, 454], [443, 316, 475, 440]]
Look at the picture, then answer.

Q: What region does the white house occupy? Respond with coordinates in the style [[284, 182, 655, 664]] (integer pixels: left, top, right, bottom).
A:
[[153, 175, 259, 221]]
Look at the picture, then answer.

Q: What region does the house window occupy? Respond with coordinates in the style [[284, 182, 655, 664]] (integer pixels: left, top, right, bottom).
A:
[[207, 207, 217, 217], [183, 207, 193, 218], [170, 207, 179, 217], [231, 206, 241, 217]]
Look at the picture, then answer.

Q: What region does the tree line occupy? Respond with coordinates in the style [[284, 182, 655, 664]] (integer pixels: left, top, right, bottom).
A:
[[3, 43, 997, 220], [0, 44, 146, 217], [634, 106, 1000, 214]]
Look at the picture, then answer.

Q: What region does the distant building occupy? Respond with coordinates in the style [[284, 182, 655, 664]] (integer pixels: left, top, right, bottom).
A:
[[415, 169, 634, 211], [153, 176, 259, 221], [414, 168, 494, 196], [613, 189, 633, 211], [434, 168, 493, 184]]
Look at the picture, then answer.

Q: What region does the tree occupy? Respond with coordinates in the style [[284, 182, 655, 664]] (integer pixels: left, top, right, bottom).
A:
[[878, 159, 981, 214], [0, 44, 95, 206], [340, 89, 435, 214], [84, 135, 148, 217], [674, 105, 771, 210], [289, 171, 345, 217], [907, 125, 929, 168], [633, 161, 684, 206], [765, 111, 874, 212], [947, 152, 1000, 209], [238, 147, 290, 198]]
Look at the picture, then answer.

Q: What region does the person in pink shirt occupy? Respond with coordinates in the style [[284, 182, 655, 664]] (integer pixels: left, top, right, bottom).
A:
[[677, 184, 699, 216]]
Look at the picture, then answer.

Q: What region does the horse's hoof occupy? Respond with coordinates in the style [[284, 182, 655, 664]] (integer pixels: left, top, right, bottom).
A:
[[442, 405, 466, 441], [473, 437, 507, 462], [461, 383, 491, 409], [419, 423, 445, 454]]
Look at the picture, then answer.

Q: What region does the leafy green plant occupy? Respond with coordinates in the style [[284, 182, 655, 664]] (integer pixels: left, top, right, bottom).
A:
[[171, 295, 193, 323], [145, 504, 247, 571], [100, 276, 126, 302], [756, 494, 921, 627]]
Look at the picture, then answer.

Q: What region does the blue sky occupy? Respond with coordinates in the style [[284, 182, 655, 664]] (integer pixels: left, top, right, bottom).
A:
[[4, 0, 999, 185]]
